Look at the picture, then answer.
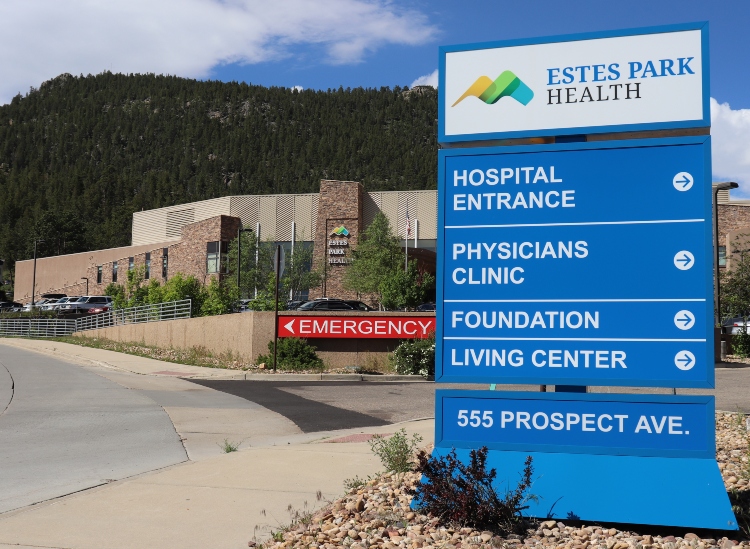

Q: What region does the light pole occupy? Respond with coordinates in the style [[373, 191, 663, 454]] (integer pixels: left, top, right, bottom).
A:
[[81, 277, 89, 296], [713, 181, 739, 324], [31, 239, 45, 306]]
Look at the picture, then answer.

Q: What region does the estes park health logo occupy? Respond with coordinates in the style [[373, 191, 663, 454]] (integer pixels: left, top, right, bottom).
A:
[[330, 226, 350, 236], [452, 70, 534, 107]]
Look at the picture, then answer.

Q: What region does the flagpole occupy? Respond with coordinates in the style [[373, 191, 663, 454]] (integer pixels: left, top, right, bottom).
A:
[[405, 208, 409, 271]]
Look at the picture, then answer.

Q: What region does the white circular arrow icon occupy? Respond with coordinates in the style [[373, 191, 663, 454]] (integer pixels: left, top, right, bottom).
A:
[[673, 172, 694, 191], [674, 350, 696, 371], [674, 251, 695, 270], [674, 310, 696, 330]]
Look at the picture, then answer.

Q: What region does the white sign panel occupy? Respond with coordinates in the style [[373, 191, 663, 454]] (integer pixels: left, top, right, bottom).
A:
[[439, 23, 708, 142]]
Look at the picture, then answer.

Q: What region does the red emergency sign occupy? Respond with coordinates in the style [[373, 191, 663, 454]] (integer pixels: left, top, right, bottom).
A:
[[278, 316, 435, 339]]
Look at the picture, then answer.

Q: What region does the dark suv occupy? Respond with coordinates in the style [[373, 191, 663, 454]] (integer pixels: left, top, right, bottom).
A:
[[296, 299, 354, 311]]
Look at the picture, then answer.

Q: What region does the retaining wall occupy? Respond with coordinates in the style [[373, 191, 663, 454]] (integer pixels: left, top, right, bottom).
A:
[[73, 311, 435, 368]]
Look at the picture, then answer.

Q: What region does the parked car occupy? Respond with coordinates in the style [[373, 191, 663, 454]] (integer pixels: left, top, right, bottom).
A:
[[0, 301, 22, 312], [296, 299, 354, 311], [233, 299, 253, 312], [416, 302, 436, 312], [22, 299, 54, 312], [343, 300, 374, 311], [41, 296, 77, 311], [41, 293, 67, 300], [722, 316, 750, 335], [59, 296, 113, 316], [286, 300, 308, 310]]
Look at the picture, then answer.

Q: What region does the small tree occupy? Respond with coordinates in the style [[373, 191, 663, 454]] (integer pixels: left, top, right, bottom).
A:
[[282, 236, 321, 302], [227, 232, 276, 299], [158, 272, 206, 315], [380, 259, 435, 311], [200, 277, 237, 316], [104, 282, 126, 309], [720, 234, 750, 357], [344, 212, 402, 307], [721, 233, 750, 322]]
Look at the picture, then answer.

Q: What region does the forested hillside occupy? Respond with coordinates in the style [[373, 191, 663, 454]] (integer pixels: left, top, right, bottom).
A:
[[0, 73, 438, 267]]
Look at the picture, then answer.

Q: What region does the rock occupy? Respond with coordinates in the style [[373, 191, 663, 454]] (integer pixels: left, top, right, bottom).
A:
[[355, 498, 365, 512], [644, 536, 653, 545], [686, 534, 700, 541], [542, 520, 558, 529], [721, 541, 736, 549], [481, 533, 493, 542], [258, 363, 266, 369], [609, 530, 618, 537], [248, 542, 257, 547]]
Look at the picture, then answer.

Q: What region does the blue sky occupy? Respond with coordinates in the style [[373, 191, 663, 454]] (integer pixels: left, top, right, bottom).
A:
[[2, 0, 749, 193], [206, 0, 750, 109]]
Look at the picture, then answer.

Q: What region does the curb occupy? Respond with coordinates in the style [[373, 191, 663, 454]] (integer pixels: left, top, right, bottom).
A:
[[715, 361, 750, 369], [187, 373, 430, 382]]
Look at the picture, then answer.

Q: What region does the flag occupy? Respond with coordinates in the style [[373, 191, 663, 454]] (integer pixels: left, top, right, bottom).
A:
[[405, 206, 411, 236]]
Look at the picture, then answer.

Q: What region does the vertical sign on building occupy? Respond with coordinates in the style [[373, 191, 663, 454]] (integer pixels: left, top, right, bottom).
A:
[[434, 23, 737, 529]]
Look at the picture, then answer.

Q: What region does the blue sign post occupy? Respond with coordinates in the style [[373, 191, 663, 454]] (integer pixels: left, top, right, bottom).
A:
[[431, 24, 736, 530]]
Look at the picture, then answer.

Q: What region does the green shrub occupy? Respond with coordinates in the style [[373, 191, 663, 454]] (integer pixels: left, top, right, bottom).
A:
[[409, 448, 535, 536], [199, 277, 236, 316], [389, 334, 435, 377], [369, 428, 423, 473], [256, 337, 324, 371], [734, 325, 750, 358], [0, 310, 58, 319]]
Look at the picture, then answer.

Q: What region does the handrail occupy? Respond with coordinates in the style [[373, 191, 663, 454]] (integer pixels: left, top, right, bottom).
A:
[[74, 299, 192, 332], [0, 318, 78, 338]]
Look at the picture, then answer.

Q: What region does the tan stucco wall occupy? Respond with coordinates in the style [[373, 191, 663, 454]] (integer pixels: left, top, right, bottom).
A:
[[15, 242, 176, 303], [73, 311, 435, 368]]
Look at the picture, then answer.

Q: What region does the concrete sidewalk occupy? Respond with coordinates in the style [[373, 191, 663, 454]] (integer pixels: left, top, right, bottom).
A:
[[0, 418, 434, 549], [0, 337, 246, 378], [0, 338, 424, 381]]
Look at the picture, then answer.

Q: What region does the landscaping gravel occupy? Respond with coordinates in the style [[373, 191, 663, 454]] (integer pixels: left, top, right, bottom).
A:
[[258, 412, 749, 549]]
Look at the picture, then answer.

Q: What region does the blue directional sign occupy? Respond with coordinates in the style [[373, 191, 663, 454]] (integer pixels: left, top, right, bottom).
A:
[[436, 136, 713, 388], [436, 390, 714, 458]]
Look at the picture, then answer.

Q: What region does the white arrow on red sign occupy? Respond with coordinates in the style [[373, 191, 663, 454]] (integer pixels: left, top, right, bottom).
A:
[[284, 319, 295, 334]]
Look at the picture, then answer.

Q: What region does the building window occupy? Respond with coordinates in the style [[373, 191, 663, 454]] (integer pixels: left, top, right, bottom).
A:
[[129, 257, 134, 271], [145, 253, 151, 280], [112, 261, 118, 283], [719, 246, 727, 267], [97, 265, 102, 284], [162, 248, 168, 278], [206, 241, 228, 274]]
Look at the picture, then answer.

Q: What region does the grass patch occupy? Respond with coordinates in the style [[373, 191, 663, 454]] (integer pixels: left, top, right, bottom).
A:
[[218, 438, 242, 453], [53, 335, 252, 370], [369, 428, 424, 474], [356, 352, 396, 375]]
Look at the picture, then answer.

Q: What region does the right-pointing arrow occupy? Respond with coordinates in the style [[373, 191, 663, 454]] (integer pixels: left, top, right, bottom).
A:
[[674, 310, 695, 330], [674, 251, 695, 271], [284, 319, 295, 334], [674, 350, 695, 371]]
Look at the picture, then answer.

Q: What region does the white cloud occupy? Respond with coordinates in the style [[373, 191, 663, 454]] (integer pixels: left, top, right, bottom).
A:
[[292, 85, 304, 92], [410, 69, 437, 88], [0, 0, 437, 104], [711, 98, 750, 197]]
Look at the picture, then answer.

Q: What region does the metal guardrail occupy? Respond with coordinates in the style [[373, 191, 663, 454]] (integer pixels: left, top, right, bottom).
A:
[[0, 318, 78, 338], [75, 299, 192, 332]]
